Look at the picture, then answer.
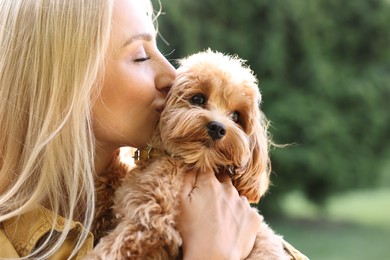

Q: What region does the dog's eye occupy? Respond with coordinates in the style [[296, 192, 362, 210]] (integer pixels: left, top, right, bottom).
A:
[[190, 93, 206, 106], [231, 111, 240, 123]]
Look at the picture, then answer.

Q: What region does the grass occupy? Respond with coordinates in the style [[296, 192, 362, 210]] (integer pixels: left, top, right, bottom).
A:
[[266, 188, 390, 260]]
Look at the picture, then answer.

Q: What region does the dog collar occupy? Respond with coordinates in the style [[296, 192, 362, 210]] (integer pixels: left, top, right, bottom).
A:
[[133, 147, 166, 165]]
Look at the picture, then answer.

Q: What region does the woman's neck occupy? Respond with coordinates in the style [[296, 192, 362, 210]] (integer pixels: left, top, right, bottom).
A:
[[94, 144, 118, 176]]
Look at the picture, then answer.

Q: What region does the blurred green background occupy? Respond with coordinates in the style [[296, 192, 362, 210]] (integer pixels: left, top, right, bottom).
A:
[[153, 0, 390, 259]]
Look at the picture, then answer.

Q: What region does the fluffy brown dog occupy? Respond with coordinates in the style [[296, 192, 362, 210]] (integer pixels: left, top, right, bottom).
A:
[[89, 50, 290, 259]]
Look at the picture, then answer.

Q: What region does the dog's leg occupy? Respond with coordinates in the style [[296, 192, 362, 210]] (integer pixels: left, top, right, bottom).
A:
[[89, 163, 184, 259], [88, 217, 179, 260]]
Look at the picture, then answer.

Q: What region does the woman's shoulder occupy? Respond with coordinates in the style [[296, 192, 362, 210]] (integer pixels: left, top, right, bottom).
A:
[[0, 205, 93, 259]]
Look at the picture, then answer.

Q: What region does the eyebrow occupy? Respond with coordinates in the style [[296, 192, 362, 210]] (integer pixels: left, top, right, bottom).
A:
[[121, 33, 154, 48]]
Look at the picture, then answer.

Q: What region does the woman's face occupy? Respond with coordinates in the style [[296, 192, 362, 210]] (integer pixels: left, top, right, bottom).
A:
[[93, 0, 176, 149]]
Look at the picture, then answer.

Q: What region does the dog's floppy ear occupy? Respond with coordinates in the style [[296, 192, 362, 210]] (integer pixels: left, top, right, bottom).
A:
[[232, 110, 271, 204]]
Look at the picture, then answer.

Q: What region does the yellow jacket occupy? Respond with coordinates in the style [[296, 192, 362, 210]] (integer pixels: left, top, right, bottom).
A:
[[0, 205, 308, 259], [0, 206, 93, 259], [0, 148, 307, 259]]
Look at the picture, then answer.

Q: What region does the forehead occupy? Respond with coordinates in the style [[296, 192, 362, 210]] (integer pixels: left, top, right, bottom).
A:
[[111, 0, 156, 48], [179, 52, 260, 100], [202, 74, 259, 107], [172, 72, 258, 115]]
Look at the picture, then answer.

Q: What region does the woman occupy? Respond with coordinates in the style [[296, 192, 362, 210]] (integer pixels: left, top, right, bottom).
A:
[[0, 0, 262, 259]]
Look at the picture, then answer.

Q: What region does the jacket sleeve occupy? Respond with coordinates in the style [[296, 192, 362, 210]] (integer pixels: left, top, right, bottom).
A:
[[1, 206, 93, 259], [0, 225, 20, 258]]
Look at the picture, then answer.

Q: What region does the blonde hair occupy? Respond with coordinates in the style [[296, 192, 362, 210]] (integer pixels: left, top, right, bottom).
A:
[[0, 0, 113, 258]]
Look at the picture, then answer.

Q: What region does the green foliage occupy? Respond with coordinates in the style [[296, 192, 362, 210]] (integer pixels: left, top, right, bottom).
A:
[[273, 189, 390, 259], [273, 217, 390, 260], [154, 0, 390, 206]]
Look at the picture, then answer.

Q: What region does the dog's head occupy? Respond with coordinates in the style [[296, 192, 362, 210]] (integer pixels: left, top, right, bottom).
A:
[[157, 49, 270, 203]]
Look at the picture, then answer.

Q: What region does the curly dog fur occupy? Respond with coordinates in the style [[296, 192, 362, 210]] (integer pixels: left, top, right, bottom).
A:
[[89, 49, 290, 259]]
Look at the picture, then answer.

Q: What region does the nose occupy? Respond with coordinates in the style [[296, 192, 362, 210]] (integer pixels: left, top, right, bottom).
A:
[[207, 121, 226, 140], [154, 53, 176, 95]]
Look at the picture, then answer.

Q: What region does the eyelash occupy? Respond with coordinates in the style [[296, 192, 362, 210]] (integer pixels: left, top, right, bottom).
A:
[[134, 56, 151, 63]]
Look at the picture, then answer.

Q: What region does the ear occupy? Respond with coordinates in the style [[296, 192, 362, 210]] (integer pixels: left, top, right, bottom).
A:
[[232, 110, 271, 204]]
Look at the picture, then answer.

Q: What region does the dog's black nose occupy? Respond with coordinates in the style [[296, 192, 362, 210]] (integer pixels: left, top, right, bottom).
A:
[[207, 121, 226, 140]]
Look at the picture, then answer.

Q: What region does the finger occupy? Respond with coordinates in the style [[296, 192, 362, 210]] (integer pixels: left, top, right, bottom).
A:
[[194, 169, 217, 184], [240, 196, 261, 217], [240, 195, 249, 203]]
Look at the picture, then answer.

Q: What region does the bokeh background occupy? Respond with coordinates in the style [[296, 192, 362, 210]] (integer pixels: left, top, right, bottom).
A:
[[153, 0, 390, 259]]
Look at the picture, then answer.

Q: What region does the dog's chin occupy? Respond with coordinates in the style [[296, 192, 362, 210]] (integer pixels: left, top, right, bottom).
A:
[[161, 132, 251, 174]]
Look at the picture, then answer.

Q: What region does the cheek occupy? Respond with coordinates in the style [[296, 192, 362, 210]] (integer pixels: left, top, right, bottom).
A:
[[92, 64, 157, 147], [107, 60, 158, 107], [95, 71, 138, 125]]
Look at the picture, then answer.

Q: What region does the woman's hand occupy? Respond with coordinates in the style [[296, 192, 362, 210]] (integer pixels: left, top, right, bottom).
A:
[[178, 170, 262, 260]]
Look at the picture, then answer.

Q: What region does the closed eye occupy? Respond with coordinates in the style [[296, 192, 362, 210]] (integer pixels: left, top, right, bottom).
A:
[[134, 56, 151, 62]]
